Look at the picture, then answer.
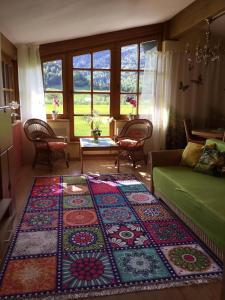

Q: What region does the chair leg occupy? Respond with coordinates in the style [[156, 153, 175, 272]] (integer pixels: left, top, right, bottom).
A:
[[65, 152, 69, 168]]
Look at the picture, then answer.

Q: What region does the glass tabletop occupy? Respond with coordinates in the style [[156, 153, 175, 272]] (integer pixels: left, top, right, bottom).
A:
[[80, 138, 118, 148]]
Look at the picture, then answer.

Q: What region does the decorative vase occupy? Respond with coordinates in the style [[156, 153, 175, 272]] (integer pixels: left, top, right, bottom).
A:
[[92, 128, 101, 142], [128, 113, 133, 120], [52, 111, 58, 120]]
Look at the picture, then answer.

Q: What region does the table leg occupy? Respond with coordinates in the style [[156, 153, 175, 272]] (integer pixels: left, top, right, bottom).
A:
[[117, 151, 120, 173], [80, 148, 83, 174]]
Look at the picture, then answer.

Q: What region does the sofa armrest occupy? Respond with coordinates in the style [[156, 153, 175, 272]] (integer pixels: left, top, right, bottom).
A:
[[151, 149, 183, 169], [150, 149, 183, 193]]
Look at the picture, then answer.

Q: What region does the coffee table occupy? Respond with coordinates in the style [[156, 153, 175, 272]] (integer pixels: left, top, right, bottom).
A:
[[79, 138, 119, 173]]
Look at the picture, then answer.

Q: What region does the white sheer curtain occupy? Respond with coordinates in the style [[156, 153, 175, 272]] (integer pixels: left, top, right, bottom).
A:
[[0, 34, 4, 107], [17, 44, 46, 121], [140, 50, 174, 150]]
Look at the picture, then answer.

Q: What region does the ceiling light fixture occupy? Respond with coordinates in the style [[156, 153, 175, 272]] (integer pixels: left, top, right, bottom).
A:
[[185, 14, 223, 68]]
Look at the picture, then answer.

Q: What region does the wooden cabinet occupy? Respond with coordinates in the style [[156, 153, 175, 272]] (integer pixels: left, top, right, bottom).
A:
[[0, 198, 14, 261], [0, 121, 22, 262]]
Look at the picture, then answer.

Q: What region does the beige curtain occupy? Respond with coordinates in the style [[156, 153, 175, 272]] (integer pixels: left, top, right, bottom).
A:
[[17, 44, 46, 121], [140, 49, 174, 150], [164, 41, 225, 148]]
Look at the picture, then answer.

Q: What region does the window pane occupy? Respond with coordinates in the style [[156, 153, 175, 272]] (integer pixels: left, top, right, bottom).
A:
[[139, 71, 144, 93], [121, 44, 138, 70], [93, 50, 111, 69], [140, 44, 146, 69], [121, 71, 137, 93], [73, 70, 91, 92], [93, 94, 110, 114], [74, 116, 91, 136], [94, 116, 110, 136], [73, 54, 91, 68], [74, 94, 91, 114], [93, 71, 110, 92], [139, 94, 151, 116], [120, 94, 137, 115], [44, 93, 63, 114], [43, 60, 62, 91]]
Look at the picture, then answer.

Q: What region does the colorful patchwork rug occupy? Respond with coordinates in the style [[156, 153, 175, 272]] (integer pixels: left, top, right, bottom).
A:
[[0, 174, 223, 300]]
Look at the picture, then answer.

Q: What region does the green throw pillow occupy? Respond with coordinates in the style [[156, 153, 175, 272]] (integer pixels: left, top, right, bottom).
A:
[[194, 145, 225, 177]]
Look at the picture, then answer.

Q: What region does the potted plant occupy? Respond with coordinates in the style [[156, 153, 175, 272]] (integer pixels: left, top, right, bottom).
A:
[[126, 96, 137, 120], [86, 111, 114, 142], [52, 95, 59, 120]]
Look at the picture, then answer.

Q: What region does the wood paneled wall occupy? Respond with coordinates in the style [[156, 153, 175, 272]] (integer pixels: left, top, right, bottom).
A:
[[169, 0, 225, 39], [1, 34, 17, 59], [40, 23, 163, 57]]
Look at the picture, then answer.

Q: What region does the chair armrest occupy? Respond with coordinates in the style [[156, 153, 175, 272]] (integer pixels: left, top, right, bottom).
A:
[[150, 149, 183, 193], [55, 136, 68, 142]]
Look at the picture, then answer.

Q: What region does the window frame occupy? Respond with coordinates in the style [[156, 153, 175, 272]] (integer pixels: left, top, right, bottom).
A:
[[2, 53, 15, 105], [42, 54, 68, 119], [68, 46, 114, 140], [41, 34, 160, 141], [118, 39, 151, 117]]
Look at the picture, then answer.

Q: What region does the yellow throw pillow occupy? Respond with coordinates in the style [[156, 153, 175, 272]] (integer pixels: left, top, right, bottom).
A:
[[181, 142, 204, 168]]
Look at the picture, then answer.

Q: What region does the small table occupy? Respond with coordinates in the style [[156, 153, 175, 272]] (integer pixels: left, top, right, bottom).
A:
[[192, 129, 224, 140], [79, 138, 119, 173]]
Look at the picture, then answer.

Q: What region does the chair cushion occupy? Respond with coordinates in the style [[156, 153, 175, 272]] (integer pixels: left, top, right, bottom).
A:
[[117, 139, 143, 149], [126, 129, 146, 139], [36, 141, 67, 151]]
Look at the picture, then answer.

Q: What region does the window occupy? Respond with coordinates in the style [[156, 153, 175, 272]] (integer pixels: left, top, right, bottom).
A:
[[43, 59, 64, 115], [41, 36, 158, 140], [72, 50, 111, 136], [2, 55, 15, 105], [120, 43, 147, 115]]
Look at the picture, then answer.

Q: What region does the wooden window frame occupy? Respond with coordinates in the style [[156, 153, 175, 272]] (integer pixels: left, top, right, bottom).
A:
[[40, 25, 163, 140], [69, 47, 113, 140], [42, 54, 68, 119], [118, 38, 157, 118], [2, 53, 15, 105]]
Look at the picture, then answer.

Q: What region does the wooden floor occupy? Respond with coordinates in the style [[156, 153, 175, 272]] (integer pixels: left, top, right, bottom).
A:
[[13, 158, 222, 300]]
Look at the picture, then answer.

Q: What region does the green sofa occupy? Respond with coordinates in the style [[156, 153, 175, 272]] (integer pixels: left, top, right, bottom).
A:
[[151, 139, 225, 257]]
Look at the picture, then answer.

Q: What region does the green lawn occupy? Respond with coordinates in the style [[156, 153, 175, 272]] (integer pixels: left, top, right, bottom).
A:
[[45, 103, 146, 136]]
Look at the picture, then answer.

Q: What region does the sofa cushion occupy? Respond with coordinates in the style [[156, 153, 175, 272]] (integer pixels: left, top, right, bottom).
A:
[[153, 166, 225, 249], [206, 138, 225, 152], [194, 144, 224, 177], [180, 142, 203, 168]]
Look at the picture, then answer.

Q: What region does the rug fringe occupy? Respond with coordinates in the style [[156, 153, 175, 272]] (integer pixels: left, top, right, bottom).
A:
[[4, 275, 222, 300]]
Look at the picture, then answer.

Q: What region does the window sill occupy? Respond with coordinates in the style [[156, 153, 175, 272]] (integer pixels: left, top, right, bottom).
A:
[[47, 118, 69, 122]]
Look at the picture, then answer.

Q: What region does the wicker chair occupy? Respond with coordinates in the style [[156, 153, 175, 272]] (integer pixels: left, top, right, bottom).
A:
[[115, 119, 153, 168], [183, 118, 205, 145], [23, 118, 69, 169]]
